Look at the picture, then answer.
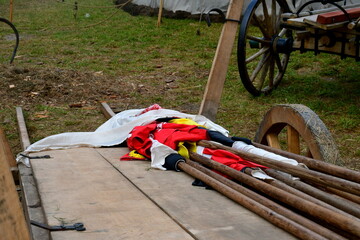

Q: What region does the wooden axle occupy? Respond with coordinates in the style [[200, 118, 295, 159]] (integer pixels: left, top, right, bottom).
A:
[[199, 140, 360, 196], [188, 151, 360, 237]]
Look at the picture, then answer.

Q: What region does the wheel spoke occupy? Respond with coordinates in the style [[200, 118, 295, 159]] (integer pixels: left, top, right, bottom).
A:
[[256, 57, 270, 89], [247, 35, 271, 45], [287, 125, 300, 154], [274, 53, 284, 72], [261, 0, 270, 32], [266, 133, 281, 149], [245, 47, 270, 64], [250, 53, 270, 83], [268, 56, 275, 87], [271, 0, 277, 35], [252, 14, 269, 38]]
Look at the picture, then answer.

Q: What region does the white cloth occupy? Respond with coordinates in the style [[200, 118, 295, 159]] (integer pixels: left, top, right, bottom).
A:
[[232, 141, 299, 166], [17, 108, 228, 166]]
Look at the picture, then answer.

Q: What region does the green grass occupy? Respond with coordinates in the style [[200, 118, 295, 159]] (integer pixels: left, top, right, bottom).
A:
[[0, 0, 359, 169]]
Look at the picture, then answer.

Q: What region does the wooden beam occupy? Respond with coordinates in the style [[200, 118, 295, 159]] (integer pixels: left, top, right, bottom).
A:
[[199, 0, 244, 121], [16, 106, 50, 240], [0, 130, 31, 240], [16, 107, 31, 150]]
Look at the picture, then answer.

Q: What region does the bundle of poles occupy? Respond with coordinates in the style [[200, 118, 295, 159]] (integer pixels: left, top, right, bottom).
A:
[[177, 140, 360, 240]]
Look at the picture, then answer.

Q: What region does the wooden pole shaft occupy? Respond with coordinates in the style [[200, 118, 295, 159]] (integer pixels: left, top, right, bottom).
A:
[[186, 159, 345, 240], [188, 151, 360, 237], [16, 107, 31, 151], [9, 0, 14, 22], [252, 142, 360, 183], [265, 169, 360, 218], [157, 0, 164, 27], [177, 161, 327, 240], [199, 140, 360, 196], [199, 0, 244, 121]]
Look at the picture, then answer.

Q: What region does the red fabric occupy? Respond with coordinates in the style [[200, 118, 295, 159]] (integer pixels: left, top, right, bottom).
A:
[[126, 122, 209, 158], [203, 148, 266, 171]]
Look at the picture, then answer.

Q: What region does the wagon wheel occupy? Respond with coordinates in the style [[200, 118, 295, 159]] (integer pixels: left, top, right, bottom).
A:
[[254, 104, 340, 164], [237, 0, 293, 96]]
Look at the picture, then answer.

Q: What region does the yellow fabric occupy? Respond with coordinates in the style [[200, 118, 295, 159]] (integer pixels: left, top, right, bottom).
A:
[[168, 118, 206, 159], [169, 118, 206, 128], [129, 150, 146, 159], [177, 141, 197, 159]]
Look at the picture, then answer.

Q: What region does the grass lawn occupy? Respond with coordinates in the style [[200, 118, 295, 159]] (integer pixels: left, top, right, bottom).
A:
[[0, 0, 359, 169]]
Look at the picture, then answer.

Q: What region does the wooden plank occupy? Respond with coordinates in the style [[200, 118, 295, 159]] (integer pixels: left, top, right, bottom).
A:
[[199, 0, 244, 121], [0, 128, 18, 182], [16, 106, 50, 240], [96, 147, 296, 240], [317, 7, 360, 24], [30, 148, 194, 240], [16, 107, 31, 150], [0, 131, 31, 240]]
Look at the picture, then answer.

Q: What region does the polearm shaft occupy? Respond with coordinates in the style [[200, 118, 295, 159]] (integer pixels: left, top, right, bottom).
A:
[[246, 168, 359, 218], [252, 142, 360, 183], [199, 140, 360, 196], [185, 159, 346, 240], [188, 151, 360, 237], [177, 161, 328, 240], [265, 169, 360, 218]]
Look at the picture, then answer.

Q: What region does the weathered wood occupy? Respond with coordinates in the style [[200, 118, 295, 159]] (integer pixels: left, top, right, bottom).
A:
[[30, 148, 194, 240], [0, 128, 18, 182], [0, 131, 31, 240], [178, 162, 327, 240], [16, 106, 50, 240], [157, 0, 164, 27], [186, 159, 345, 240], [16, 107, 31, 150], [286, 125, 300, 154], [98, 147, 296, 240], [252, 142, 360, 183], [199, 140, 360, 196], [199, 0, 244, 121], [99, 102, 115, 119], [189, 151, 360, 237]]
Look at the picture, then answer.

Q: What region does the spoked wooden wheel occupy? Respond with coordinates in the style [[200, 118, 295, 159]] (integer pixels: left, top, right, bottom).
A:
[[254, 104, 340, 164], [237, 0, 293, 96]]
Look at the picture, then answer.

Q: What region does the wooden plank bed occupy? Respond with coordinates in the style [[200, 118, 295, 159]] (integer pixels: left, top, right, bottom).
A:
[[26, 147, 296, 240]]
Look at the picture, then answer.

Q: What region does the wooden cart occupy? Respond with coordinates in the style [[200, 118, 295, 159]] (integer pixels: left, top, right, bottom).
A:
[[237, 0, 360, 96]]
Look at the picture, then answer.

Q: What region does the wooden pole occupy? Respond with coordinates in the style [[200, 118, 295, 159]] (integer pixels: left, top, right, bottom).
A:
[[0, 129, 31, 240], [16, 107, 31, 150], [199, 0, 244, 121], [177, 161, 328, 240], [186, 159, 345, 240], [188, 151, 360, 237], [252, 142, 360, 183], [157, 0, 164, 27], [265, 168, 360, 218], [199, 140, 360, 196], [9, 0, 13, 22]]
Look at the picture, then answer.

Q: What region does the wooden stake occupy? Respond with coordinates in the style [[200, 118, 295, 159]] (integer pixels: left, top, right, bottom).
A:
[[9, 0, 13, 22], [199, 0, 244, 121], [0, 129, 31, 240], [157, 0, 164, 27]]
